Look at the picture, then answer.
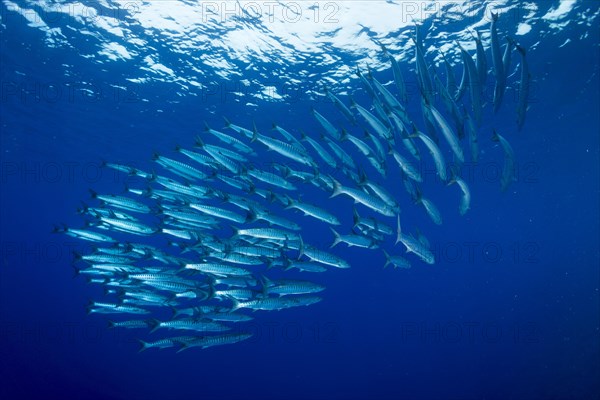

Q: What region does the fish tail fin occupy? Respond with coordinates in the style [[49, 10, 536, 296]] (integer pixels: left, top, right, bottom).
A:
[[395, 214, 402, 245], [280, 165, 291, 179], [223, 116, 232, 128], [349, 96, 357, 109], [491, 11, 498, 22], [245, 207, 258, 223], [149, 319, 161, 334], [352, 207, 360, 228], [265, 258, 276, 270], [447, 165, 458, 185], [365, 63, 373, 79], [203, 121, 211, 132], [246, 181, 256, 195], [265, 190, 276, 203], [281, 258, 293, 271], [230, 298, 241, 312], [202, 286, 214, 301], [138, 339, 150, 353], [385, 139, 394, 155], [329, 228, 342, 248], [195, 135, 204, 147], [72, 251, 82, 262], [298, 235, 305, 260], [107, 320, 116, 329], [251, 126, 258, 143], [85, 302, 94, 315], [413, 185, 423, 204], [283, 194, 294, 209], [491, 129, 500, 142], [329, 177, 343, 198], [407, 129, 419, 139], [356, 168, 367, 186], [261, 274, 273, 289], [339, 128, 348, 141], [382, 249, 391, 268], [88, 189, 97, 199]]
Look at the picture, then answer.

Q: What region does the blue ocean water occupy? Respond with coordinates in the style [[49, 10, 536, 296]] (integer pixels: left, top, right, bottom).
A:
[[1, 1, 599, 399]]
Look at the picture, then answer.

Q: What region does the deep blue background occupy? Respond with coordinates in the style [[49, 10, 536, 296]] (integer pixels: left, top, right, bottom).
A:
[[1, 1, 599, 399]]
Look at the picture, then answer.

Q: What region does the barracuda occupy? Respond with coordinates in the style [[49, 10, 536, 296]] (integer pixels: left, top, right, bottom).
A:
[[230, 296, 322, 312], [90, 191, 152, 214], [312, 107, 340, 140], [185, 263, 252, 277], [395, 215, 435, 265], [411, 130, 447, 182], [492, 130, 517, 192], [284, 196, 340, 226], [98, 216, 157, 235], [427, 103, 464, 163], [252, 128, 315, 167], [177, 333, 253, 352], [204, 122, 254, 154], [55, 226, 116, 243], [330, 178, 396, 217]]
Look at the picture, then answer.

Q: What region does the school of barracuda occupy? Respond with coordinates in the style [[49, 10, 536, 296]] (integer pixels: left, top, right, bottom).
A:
[[59, 16, 531, 352]]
